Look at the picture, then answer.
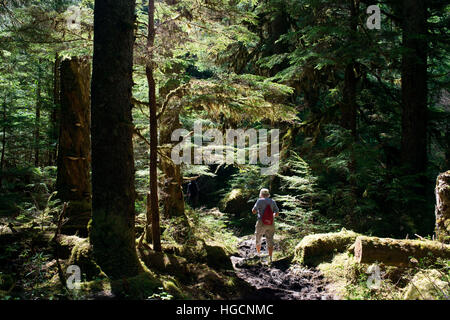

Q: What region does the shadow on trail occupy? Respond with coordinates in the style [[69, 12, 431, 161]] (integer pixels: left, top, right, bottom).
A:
[[231, 238, 334, 300]]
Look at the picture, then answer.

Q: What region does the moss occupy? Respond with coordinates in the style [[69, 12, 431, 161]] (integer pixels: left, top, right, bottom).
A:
[[59, 235, 85, 259], [162, 278, 185, 299], [110, 272, 162, 299], [355, 236, 450, 266], [163, 240, 208, 263], [403, 269, 449, 300], [90, 209, 143, 278], [294, 228, 361, 266], [318, 252, 404, 300], [68, 237, 104, 280], [204, 244, 233, 270], [218, 188, 253, 215], [138, 248, 192, 281]]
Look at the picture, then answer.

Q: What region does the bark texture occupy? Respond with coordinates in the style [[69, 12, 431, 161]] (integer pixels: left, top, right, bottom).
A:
[[146, 0, 161, 251], [56, 57, 91, 236], [435, 171, 450, 243], [90, 0, 142, 279]]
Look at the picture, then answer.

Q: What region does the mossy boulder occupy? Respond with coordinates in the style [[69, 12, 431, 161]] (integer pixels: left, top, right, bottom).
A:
[[205, 244, 233, 270], [294, 229, 360, 266], [403, 269, 449, 300], [68, 237, 104, 280], [219, 189, 253, 216], [59, 235, 85, 259], [162, 278, 185, 299]]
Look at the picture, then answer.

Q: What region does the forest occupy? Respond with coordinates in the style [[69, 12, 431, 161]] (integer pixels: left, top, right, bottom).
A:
[[0, 0, 449, 302]]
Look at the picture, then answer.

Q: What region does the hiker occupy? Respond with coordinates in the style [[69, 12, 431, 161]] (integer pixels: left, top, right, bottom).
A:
[[252, 188, 279, 263], [187, 179, 199, 207]]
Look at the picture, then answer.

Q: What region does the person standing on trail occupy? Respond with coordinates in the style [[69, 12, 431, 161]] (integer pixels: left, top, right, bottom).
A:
[[252, 188, 279, 263]]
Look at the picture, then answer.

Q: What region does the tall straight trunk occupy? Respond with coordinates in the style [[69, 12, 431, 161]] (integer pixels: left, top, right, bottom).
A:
[[341, 0, 358, 138], [341, 0, 359, 198], [49, 53, 61, 166], [34, 62, 42, 167], [90, 0, 141, 279], [146, 0, 161, 252], [56, 57, 92, 236], [401, 0, 428, 174], [400, 0, 429, 234], [0, 99, 6, 189]]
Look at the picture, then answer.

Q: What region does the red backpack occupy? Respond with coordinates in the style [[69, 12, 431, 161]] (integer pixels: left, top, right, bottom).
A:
[[261, 204, 274, 225]]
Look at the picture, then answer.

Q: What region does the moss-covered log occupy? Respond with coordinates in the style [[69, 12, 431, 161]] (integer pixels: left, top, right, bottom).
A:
[[294, 229, 360, 266], [354, 236, 450, 266], [435, 170, 450, 244]]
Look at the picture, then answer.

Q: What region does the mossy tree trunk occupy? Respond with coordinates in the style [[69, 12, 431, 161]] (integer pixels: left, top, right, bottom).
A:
[[435, 171, 450, 243], [90, 0, 142, 279], [56, 57, 91, 236]]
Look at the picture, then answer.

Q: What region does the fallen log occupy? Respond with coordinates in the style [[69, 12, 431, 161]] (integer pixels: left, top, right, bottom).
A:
[[354, 236, 450, 266], [294, 229, 360, 266]]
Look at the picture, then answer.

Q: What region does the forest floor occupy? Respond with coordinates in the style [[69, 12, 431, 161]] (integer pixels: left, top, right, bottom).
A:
[[231, 237, 335, 300]]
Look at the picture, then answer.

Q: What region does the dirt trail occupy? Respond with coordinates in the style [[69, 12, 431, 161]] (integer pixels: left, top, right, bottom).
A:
[[231, 237, 334, 300]]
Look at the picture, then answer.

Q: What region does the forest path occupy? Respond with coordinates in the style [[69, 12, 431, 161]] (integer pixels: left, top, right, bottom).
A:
[[231, 237, 334, 300]]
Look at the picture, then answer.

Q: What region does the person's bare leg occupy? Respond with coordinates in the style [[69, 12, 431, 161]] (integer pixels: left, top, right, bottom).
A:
[[268, 246, 273, 262]]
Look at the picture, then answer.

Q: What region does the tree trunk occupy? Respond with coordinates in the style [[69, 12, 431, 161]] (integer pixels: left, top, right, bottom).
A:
[[90, 0, 142, 279], [0, 99, 6, 189], [354, 236, 450, 266], [49, 53, 61, 166], [56, 57, 92, 236], [34, 62, 42, 167], [435, 171, 450, 244], [400, 0, 429, 233], [159, 91, 185, 219], [341, 0, 359, 139], [401, 0, 428, 174], [147, 0, 162, 252]]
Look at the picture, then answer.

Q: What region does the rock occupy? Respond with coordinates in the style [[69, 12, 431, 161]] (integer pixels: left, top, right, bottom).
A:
[[435, 171, 450, 244], [294, 229, 360, 266], [403, 269, 449, 300], [219, 189, 253, 216], [205, 244, 233, 270]]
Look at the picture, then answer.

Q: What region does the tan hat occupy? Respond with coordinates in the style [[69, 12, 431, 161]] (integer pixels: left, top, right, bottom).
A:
[[259, 188, 270, 197]]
